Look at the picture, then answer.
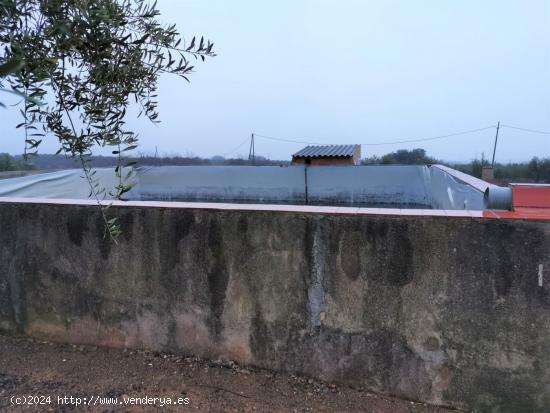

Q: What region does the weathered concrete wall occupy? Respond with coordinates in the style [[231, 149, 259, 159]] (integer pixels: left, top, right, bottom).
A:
[[1, 201, 549, 412]]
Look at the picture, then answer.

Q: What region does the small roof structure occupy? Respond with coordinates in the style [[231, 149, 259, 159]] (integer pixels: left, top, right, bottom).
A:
[[292, 145, 360, 158]]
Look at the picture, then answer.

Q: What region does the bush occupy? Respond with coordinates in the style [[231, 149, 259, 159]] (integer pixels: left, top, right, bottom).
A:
[[0, 153, 33, 171]]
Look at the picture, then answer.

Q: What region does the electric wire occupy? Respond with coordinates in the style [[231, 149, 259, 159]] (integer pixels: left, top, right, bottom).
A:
[[223, 136, 251, 157], [222, 123, 550, 158], [500, 124, 550, 135], [254, 125, 497, 146]]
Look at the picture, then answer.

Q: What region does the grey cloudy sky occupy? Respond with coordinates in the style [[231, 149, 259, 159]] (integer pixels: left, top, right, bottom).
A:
[[3, 0, 550, 162]]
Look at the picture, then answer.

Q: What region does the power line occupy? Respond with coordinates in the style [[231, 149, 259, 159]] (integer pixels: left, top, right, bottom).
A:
[[360, 126, 496, 146], [223, 136, 250, 157], [223, 123, 550, 158], [255, 125, 497, 147], [500, 124, 550, 135], [254, 133, 322, 145]]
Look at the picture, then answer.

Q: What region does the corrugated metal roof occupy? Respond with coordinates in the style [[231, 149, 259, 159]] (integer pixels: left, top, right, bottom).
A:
[[292, 145, 359, 158]]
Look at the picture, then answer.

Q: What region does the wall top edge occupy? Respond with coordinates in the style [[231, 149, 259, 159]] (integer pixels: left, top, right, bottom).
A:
[[1, 196, 542, 220]]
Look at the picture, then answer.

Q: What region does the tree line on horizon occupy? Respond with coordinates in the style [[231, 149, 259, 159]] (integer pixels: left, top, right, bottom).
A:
[[362, 148, 550, 182], [1, 149, 549, 183], [0, 152, 290, 171]]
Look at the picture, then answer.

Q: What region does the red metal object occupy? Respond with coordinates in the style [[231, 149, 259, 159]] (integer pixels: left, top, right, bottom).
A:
[[483, 208, 550, 221], [511, 184, 550, 209], [482, 184, 550, 221]]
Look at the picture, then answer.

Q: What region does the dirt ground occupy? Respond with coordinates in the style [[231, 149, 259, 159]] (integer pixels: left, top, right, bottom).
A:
[[0, 334, 458, 412]]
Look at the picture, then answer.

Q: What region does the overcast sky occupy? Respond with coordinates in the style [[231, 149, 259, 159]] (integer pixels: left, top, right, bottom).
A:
[[2, 0, 550, 162]]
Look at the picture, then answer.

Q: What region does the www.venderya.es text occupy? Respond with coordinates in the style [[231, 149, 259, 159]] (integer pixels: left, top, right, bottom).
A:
[[10, 394, 190, 407]]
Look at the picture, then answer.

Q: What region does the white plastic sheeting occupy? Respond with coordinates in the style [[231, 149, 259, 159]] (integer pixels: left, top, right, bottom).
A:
[[0, 164, 492, 209], [307, 165, 431, 207], [0, 169, 130, 199], [429, 166, 488, 210], [137, 166, 306, 203]]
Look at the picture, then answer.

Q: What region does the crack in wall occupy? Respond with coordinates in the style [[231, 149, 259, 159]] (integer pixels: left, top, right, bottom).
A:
[[308, 218, 325, 329]]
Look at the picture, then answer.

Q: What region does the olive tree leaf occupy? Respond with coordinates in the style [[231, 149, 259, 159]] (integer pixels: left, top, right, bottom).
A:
[[0, 0, 215, 240]]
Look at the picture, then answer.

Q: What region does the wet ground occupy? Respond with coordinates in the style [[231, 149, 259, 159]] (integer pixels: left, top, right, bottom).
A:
[[0, 334, 458, 412]]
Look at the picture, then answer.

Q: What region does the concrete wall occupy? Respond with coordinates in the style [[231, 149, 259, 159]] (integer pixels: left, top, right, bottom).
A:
[[1, 200, 549, 412]]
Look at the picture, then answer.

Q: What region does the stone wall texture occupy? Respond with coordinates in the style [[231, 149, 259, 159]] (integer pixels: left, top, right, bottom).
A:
[[1, 201, 549, 412]]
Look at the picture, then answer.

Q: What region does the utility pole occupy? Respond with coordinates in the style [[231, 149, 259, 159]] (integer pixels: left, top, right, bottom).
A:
[[248, 133, 255, 165], [491, 121, 500, 168]]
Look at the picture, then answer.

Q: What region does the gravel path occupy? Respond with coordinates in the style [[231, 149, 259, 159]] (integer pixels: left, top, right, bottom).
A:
[[0, 334, 459, 412]]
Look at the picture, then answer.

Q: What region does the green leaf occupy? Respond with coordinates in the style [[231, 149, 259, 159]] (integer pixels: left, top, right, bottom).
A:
[[0, 58, 24, 76], [122, 144, 138, 152]]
